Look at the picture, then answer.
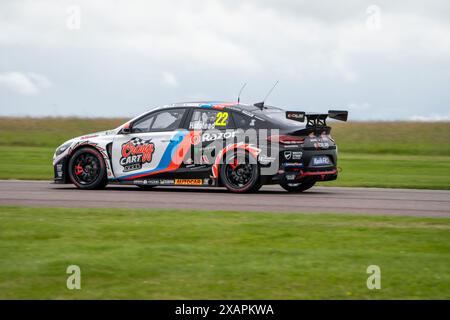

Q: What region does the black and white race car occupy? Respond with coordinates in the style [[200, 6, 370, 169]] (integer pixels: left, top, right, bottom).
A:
[[53, 102, 347, 193]]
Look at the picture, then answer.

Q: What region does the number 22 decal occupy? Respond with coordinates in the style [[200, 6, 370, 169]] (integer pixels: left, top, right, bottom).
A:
[[215, 112, 228, 126]]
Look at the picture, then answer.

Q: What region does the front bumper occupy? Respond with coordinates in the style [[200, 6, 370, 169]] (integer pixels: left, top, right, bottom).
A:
[[53, 156, 69, 184]]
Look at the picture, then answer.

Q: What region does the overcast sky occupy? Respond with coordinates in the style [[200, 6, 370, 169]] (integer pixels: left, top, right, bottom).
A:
[[1, 0, 450, 120]]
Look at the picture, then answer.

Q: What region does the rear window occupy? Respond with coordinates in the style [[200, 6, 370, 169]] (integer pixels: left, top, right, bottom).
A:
[[232, 112, 253, 129]]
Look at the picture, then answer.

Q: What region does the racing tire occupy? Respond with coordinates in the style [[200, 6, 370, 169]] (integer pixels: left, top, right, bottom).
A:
[[68, 147, 108, 190], [280, 180, 316, 193], [220, 150, 262, 193]]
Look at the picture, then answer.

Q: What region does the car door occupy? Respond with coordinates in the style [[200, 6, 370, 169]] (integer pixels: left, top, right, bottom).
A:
[[112, 108, 189, 180], [186, 108, 235, 169]]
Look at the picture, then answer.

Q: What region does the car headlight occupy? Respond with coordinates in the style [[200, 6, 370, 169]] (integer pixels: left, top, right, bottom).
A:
[[55, 142, 72, 156]]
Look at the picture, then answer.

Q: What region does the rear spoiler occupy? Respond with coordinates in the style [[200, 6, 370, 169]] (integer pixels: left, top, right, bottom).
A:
[[286, 110, 348, 126]]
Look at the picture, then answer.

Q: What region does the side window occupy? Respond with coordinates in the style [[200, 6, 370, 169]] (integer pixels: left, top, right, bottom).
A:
[[132, 115, 155, 133], [132, 109, 186, 133], [150, 109, 186, 131], [189, 109, 232, 130], [232, 112, 253, 129]]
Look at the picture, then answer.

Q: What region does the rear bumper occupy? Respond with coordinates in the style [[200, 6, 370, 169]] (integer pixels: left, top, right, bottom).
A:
[[268, 167, 338, 184], [266, 146, 339, 184], [297, 168, 337, 180]]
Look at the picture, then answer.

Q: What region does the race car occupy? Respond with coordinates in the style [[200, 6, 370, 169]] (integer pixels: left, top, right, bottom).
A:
[[53, 102, 347, 193]]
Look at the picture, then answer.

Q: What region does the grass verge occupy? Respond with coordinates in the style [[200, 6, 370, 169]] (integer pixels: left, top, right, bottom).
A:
[[0, 206, 449, 299], [0, 118, 449, 189]]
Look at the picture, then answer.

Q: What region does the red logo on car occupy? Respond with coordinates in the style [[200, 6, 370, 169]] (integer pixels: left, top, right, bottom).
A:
[[120, 137, 155, 172]]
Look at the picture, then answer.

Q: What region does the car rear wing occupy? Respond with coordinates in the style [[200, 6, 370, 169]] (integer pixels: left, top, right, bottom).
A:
[[286, 110, 348, 127]]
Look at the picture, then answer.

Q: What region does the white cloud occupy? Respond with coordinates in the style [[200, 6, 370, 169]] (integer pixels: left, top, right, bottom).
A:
[[1, 1, 449, 81], [0, 72, 52, 95], [0, 0, 449, 118], [1, 1, 447, 77], [161, 72, 179, 87]]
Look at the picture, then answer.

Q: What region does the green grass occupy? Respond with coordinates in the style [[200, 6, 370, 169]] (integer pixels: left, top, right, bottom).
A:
[[327, 153, 450, 189], [0, 117, 449, 189], [0, 146, 54, 180], [0, 206, 449, 299], [331, 121, 450, 156], [0, 117, 126, 148]]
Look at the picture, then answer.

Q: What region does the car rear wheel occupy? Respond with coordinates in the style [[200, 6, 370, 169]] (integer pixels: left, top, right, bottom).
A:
[[280, 180, 316, 193], [68, 147, 107, 190], [220, 151, 262, 193]]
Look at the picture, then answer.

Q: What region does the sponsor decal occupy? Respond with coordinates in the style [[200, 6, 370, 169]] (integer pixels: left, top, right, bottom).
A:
[[314, 141, 330, 149], [56, 164, 63, 177], [308, 132, 330, 149], [190, 133, 202, 145], [286, 111, 306, 122], [80, 134, 99, 140], [258, 155, 275, 165], [292, 151, 303, 160], [159, 179, 176, 185], [189, 111, 229, 130], [202, 131, 236, 142], [284, 144, 300, 148], [311, 156, 331, 166], [283, 162, 303, 167], [190, 121, 215, 130], [175, 179, 203, 185], [214, 111, 229, 127], [284, 151, 292, 160], [120, 137, 155, 172], [134, 179, 175, 185]]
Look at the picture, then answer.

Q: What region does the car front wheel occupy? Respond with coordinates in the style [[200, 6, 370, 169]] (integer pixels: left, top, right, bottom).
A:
[[68, 147, 108, 190]]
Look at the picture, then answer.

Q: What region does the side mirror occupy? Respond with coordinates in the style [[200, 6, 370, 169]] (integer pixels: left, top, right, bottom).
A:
[[121, 123, 132, 134]]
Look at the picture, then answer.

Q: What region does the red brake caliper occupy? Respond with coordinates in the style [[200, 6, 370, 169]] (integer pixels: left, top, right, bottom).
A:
[[230, 158, 238, 170], [74, 165, 84, 175]]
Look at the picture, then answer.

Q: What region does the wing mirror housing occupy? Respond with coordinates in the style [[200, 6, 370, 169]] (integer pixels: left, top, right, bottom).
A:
[[121, 122, 132, 134]]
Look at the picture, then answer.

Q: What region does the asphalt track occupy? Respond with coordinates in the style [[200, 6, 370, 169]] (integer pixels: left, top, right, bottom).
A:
[[1, 180, 449, 217]]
